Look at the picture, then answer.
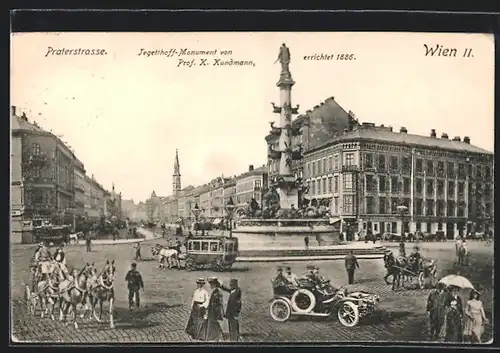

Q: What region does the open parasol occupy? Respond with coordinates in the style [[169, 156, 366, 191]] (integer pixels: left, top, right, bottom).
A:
[[438, 274, 475, 289]]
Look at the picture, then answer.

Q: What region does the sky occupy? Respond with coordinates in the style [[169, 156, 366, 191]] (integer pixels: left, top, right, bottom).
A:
[[11, 32, 494, 203]]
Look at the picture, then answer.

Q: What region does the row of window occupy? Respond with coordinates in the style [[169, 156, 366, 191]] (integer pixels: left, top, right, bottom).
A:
[[305, 153, 355, 178]]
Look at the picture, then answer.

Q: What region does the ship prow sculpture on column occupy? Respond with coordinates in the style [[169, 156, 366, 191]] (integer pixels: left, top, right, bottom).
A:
[[229, 43, 385, 259]]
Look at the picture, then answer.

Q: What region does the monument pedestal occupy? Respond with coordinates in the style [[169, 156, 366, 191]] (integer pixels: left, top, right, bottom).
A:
[[277, 188, 298, 209]]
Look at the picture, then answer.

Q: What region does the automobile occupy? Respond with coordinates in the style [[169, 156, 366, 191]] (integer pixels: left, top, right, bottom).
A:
[[269, 277, 380, 327], [183, 236, 239, 272]]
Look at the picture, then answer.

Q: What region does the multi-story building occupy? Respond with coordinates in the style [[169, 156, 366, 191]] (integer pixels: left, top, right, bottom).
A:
[[303, 123, 494, 239], [74, 158, 86, 224], [265, 97, 359, 183], [235, 165, 268, 207]]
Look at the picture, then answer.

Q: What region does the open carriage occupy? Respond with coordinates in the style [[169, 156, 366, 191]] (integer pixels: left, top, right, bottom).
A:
[[385, 255, 438, 289], [183, 236, 238, 272]]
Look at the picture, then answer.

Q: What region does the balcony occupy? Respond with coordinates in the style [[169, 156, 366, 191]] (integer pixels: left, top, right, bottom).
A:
[[28, 153, 48, 165], [342, 165, 359, 172]]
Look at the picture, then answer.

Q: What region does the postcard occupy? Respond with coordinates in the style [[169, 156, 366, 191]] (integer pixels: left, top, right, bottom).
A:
[[10, 31, 494, 344]]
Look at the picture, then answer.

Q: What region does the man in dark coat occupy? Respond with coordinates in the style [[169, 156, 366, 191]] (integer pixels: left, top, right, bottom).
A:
[[198, 277, 224, 342], [221, 278, 242, 342], [125, 263, 144, 310], [344, 250, 360, 285], [427, 283, 445, 340]]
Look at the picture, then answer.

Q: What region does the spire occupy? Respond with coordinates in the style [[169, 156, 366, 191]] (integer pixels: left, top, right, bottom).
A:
[[112, 182, 115, 191], [174, 148, 180, 176]]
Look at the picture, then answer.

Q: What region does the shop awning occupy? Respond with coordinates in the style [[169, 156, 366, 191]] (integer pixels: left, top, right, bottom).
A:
[[212, 218, 222, 225], [329, 217, 341, 224]]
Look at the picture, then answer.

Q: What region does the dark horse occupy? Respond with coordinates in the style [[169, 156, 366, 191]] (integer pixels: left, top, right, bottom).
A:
[[383, 251, 409, 290], [88, 260, 116, 329]]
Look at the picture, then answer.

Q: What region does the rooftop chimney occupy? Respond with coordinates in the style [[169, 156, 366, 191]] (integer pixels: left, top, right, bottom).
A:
[[463, 136, 471, 144], [248, 165, 254, 172], [400, 127, 408, 133], [452, 136, 461, 142], [430, 129, 437, 138], [441, 133, 449, 139]]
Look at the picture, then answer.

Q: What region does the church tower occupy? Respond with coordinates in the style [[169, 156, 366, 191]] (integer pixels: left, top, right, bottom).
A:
[[173, 149, 181, 196]]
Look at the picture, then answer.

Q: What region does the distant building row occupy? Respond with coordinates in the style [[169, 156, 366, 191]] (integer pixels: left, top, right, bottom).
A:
[[11, 106, 123, 244]]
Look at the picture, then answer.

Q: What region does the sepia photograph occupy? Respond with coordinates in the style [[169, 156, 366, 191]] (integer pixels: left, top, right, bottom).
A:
[[10, 31, 494, 344]]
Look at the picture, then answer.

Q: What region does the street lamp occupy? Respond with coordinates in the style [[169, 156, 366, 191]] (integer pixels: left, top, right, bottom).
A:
[[192, 204, 201, 236], [396, 204, 408, 257], [224, 197, 237, 238]]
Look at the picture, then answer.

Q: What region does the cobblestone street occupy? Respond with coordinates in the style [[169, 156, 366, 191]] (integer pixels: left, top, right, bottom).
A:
[[11, 240, 493, 343]]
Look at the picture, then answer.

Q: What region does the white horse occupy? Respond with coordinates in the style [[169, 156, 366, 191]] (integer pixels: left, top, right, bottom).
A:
[[151, 245, 180, 269]]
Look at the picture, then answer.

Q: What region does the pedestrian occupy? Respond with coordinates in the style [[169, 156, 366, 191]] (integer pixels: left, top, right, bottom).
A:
[[455, 235, 463, 257], [125, 263, 144, 311], [442, 300, 463, 342], [436, 285, 452, 341], [344, 250, 360, 284], [221, 278, 242, 342], [463, 289, 487, 343], [304, 236, 309, 250], [427, 283, 444, 340], [134, 242, 142, 261], [185, 278, 209, 340], [198, 277, 224, 342], [85, 231, 92, 252]]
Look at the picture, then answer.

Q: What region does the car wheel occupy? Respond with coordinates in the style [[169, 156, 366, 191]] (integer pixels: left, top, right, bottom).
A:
[[269, 298, 291, 322], [418, 272, 425, 289], [337, 301, 360, 327]]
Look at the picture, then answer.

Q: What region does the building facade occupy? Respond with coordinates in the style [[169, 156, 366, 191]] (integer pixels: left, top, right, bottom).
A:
[[235, 165, 268, 207], [265, 97, 359, 183], [303, 123, 494, 239]]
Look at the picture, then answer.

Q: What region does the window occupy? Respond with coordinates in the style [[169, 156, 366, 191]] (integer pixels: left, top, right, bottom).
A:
[[458, 203, 465, 217], [225, 243, 234, 252], [343, 174, 353, 190], [437, 200, 445, 216], [379, 197, 386, 214], [345, 153, 354, 166], [391, 222, 397, 233], [306, 163, 311, 177], [447, 201, 455, 217], [425, 200, 434, 216], [415, 199, 423, 215], [322, 179, 327, 194], [311, 181, 315, 195], [437, 161, 445, 176], [448, 181, 455, 197], [364, 153, 373, 168], [33, 166, 41, 178], [416, 179, 423, 194], [402, 157, 411, 172], [391, 198, 398, 213], [458, 163, 465, 178], [312, 161, 316, 176], [322, 159, 327, 174], [32, 143, 41, 155], [426, 180, 434, 196], [476, 165, 482, 178], [366, 196, 375, 214], [403, 178, 410, 193], [485, 166, 491, 179], [201, 242, 209, 251], [379, 176, 386, 192], [334, 197, 338, 213], [210, 242, 219, 252], [334, 154, 339, 170], [437, 180, 444, 196], [391, 176, 398, 193], [468, 164, 473, 177], [255, 180, 261, 189], [416, 159, 423, 173], [317, 180, 321, 194], [458, 181, 465, 195], [343, 195, 354, 214], [328, 177, 333, 192], [447, 162, 455, 178], [366, 175, 374, 192], [427, 160, 434, 174], [378, 155, 386, 170], [328, 156, 333, 171], [390, 156, 398, 170], [334, 176, 339, 193], [318, 160, 323, 174], [416, 222, 421, 231]]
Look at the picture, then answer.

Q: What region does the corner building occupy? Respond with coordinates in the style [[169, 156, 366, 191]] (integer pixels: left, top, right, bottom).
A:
[[303, 123, 494, 239]]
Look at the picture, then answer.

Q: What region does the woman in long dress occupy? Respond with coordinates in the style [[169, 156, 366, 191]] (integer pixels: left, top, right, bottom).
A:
[[197, 277, 224, 342], [463, 290, 488, 343], [442, 300, 463, 343], [185, 278, 209, 339]]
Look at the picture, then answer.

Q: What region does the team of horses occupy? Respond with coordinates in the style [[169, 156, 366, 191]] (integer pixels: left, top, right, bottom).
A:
[[26, 260, 116, 329], [151, 244, 183, 269], [383, 250, 438, 291]]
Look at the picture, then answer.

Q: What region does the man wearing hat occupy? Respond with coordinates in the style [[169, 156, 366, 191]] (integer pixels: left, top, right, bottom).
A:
[[344, 250, 360, 285], [284, 267, 298, 287], [198, 277, 224, 342], [221, 278, 242, 342], [125, 263, 144, 311], [186, 278, 209, 339], [408, 245, 422, 274], [272, 267, 288, 288]]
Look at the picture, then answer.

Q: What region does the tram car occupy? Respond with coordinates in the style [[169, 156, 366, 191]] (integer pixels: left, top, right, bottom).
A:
[[183, 236, 239, 272]]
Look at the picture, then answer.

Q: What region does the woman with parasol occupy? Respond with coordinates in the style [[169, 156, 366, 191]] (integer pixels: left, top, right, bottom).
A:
[[463, 289, 488, 343]]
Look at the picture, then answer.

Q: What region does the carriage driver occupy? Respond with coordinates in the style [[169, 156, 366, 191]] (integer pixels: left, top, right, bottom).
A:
[[408, 245, 422, 272], [36, 242, 53, 281], [53, 245, 69, 277], [304, 265, 326, 287]]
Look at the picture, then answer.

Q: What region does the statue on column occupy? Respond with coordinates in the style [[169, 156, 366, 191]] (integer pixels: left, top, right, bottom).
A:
[[275, 43, 291, 78]]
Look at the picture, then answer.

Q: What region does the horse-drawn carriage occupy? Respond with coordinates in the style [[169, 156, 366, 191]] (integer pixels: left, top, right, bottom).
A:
[[151, 236, 239, 272], [383, 250, 437, 290], [184, 236, 238, 271], [269, 276, 380, 327]]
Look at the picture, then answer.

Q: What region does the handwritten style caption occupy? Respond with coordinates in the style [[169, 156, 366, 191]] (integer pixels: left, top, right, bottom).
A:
[[137, 48, 256, 68]]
